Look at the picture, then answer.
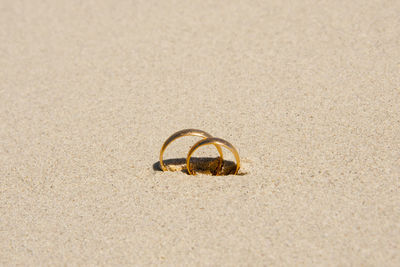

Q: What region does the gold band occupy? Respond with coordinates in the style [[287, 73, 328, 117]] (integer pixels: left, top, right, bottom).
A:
[[186, 137, 240, 175], [159, 129, 224, 171]]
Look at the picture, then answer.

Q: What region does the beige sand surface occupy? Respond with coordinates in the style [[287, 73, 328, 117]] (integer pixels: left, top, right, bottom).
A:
[[1, 0, 399, 265]]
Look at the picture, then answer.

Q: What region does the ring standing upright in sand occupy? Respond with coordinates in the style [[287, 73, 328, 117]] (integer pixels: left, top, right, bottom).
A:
[[159, 129, 240, 175], [159, 129, 224, 171], [186, 137, 240, 175]]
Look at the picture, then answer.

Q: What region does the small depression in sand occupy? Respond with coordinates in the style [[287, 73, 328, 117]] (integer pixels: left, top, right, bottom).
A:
[[153, 157, 246, 176]]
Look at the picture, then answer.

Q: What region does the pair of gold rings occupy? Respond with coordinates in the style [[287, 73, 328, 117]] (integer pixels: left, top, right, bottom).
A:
[[159, 129, 240, 175]]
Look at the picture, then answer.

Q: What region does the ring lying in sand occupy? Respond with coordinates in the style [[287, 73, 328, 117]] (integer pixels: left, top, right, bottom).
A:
[[159, 129, 240, 175], [187, 137, 240, 175], [159, 129, 224, 172]]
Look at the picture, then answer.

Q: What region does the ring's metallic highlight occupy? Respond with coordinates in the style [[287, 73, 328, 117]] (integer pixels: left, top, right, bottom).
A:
[[159, 129, 224, 172], [186, 137, 240, 175]]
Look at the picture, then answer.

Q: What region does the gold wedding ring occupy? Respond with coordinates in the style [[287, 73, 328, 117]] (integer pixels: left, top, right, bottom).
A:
[[159, 129, 224, 171], [186, 137, 240, 175], [159, 129, 240, 175]]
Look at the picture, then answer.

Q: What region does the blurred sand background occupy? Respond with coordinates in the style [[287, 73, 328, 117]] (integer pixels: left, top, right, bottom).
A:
[[1, 0, 399, 265]]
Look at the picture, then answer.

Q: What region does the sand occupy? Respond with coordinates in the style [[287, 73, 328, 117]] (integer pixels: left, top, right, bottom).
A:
[[1, 0, 399, 265]]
